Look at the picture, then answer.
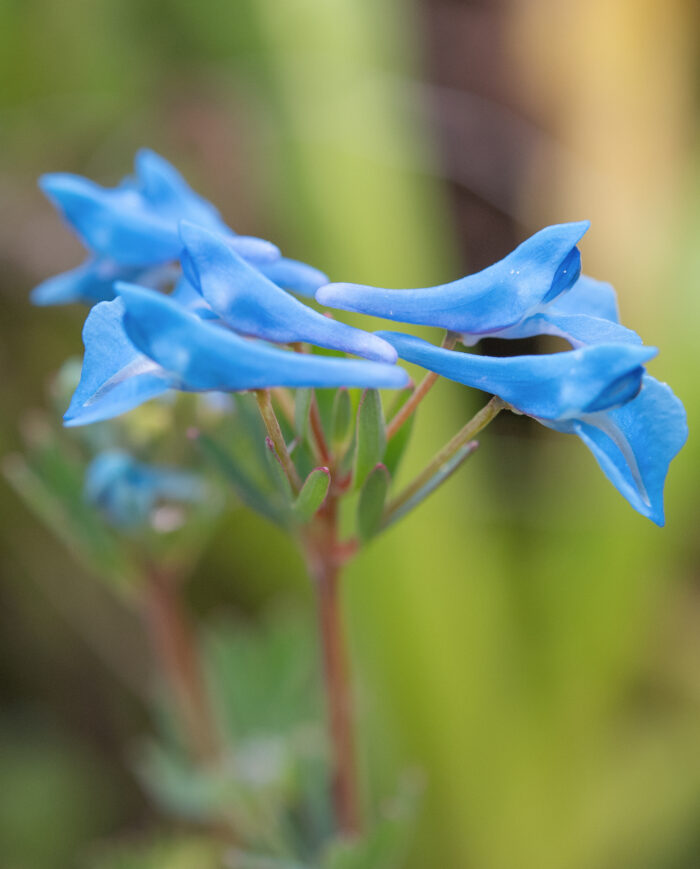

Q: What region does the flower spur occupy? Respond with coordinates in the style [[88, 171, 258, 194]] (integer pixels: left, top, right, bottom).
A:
[[316, 221, 589, 338]]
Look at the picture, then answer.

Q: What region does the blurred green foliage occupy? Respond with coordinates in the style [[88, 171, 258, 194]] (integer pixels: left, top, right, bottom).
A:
[[0, 1, 698, 867]]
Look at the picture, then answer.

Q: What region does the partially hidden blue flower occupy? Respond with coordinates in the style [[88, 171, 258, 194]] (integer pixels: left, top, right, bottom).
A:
[[39, 148, 278, 267], [85, 449, 206, 528], [34, 149, 329, 307], [179, 221, 397, 363], [316, 222, 589, 336], [377, 331, 686, 525], [64, 284, 408, 427]]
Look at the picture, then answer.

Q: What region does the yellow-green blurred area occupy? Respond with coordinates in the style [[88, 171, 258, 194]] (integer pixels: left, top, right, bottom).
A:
[[1, 1, 699, 867]]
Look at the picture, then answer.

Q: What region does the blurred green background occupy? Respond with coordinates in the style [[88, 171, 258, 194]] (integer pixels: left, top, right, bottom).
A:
[[1, 0, 698, 866]]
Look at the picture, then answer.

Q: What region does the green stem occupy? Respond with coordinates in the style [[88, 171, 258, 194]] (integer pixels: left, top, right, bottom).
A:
[[386, 331, 459, 440], [385, 396, 506, 518], [255, 389, 302, 493]]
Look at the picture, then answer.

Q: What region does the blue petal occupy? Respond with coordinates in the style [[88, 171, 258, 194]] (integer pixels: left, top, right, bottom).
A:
[[134, 148, 228, 232], [179, 221, 397, 363], [170, 276, 218, 319], [543, 376, 688, 525], [40, 150, 279, 267], [133, 151, 281, 262], [64, 297, 174, 427], [546, 275, 620, 321], [40, 173, 179, 266], [31, 257, 180, 307], [223, 235, 281, 265], [31, 258, 131, 306], [117, 281, 409, 391], [375, 331, 656, 420], [463, 275, 641, 347], [258, 257, 329, 296], [316, 221, 589, 332]]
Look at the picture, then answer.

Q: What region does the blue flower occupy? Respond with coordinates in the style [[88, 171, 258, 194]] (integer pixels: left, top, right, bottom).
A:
[[316, 222, 589, 335], [375, 331, 655, 420], [65, 284, 408, 427], [39, 149, 278, 268], [85, 450, 206, 528], [179, 221, 398, 363], [34, 149, 332, 308], [377, 331, 686, 524], [448, 268, 686, 524]]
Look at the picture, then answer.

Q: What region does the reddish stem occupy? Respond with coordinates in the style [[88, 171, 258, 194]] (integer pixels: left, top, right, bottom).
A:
[[310, 395, 333, 466], [290, 342, 333, 467], [144, 565, 220, 765], [316, 562, 360, 835], [386, 330, 458, 440], [305, 500, 361, 836]]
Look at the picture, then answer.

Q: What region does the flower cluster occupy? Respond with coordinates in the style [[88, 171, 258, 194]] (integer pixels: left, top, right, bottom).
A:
[[36, 150, 686, 525]]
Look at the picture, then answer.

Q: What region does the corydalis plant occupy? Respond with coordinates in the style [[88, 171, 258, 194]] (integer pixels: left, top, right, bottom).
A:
[[34, 150, 687, 860]]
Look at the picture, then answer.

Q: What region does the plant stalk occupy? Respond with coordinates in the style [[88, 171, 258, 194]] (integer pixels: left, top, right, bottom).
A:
[[256, 388, 302, 493], [310, 395, 332, 466], [386, 395, 506, 517], [304, 499, 361, 836], [386, 330, 459, 439], [144, 564, 220, 765]]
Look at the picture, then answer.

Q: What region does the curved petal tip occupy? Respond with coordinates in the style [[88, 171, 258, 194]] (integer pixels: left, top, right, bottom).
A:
[[39, 173, 98, 208]]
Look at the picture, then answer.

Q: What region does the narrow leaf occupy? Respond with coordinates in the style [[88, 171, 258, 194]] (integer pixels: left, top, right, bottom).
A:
[[294, 388, 312, 438], [294, 467, 331, 522], [383, 441, 479, 529], [353, 389, 386, 490], [357, 464, 390, 542], [331, 388, 353, 449]]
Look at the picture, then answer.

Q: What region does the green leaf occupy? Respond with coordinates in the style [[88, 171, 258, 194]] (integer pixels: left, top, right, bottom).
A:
[[331, 388, 353, 450], [203, 607, 323, 739], [293, 467, 330, 522], [384, 441, 479, 529], [353, 390, 386, 491], [294, 388, 312, 439], [357, 464, 390, 542]]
